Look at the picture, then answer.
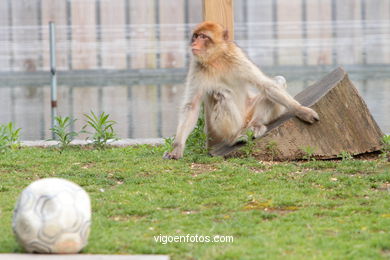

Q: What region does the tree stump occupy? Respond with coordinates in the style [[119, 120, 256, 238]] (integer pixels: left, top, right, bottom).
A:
[[226, 67, 384, 160]]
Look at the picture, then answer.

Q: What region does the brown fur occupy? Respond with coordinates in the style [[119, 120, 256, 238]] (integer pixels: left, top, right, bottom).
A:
[[193, 21, 226, 42]]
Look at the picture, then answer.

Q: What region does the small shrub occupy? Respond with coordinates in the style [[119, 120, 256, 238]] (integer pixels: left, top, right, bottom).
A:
[[0, 130, 7, 151], [156, 136, 174, 155], [162, 136, 174, 153], [240, 129, 256, 157], [0, 122, 21, 151], [83, 111, 117, 149], [301, 146, 316, 161], [265, 140, 279, 160], [381, 134, 390, 160], [186, 109, 207, 155], [339, 151, 353, 161], [49, 116, 78, 150]]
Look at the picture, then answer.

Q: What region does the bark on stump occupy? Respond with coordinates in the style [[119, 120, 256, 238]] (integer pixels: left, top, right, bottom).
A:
[[231, 67, 384, 160]]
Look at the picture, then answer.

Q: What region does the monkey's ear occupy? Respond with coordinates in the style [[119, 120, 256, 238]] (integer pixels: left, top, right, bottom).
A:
[[223, 29, 229, 41]]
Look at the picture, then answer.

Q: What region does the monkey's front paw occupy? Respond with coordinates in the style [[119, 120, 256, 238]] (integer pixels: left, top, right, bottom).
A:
[[295, 106, 319, 124], [163, 150, 183, 160]]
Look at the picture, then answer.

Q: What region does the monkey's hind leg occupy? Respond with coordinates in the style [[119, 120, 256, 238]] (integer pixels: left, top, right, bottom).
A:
[[248, 76, 288, 139], [206, 93, 246, 156], [210, 76, 288, 157]]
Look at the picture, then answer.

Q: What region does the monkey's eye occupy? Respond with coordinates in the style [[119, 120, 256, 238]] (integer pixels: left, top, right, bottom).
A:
[[199, 33, 209, 40], [192, 33, 198, 41]]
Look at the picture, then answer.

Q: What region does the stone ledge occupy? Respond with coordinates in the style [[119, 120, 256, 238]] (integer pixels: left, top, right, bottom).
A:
[[0, 254, 169, 260], [20, 138, 165, 147]]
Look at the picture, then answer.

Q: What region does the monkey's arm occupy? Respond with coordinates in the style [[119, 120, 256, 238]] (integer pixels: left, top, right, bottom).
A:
[[164, 84, 203, 159]]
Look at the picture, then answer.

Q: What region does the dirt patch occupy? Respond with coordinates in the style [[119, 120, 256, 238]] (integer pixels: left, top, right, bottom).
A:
[[109, 215, 145, 222], [190, 163, 217, 176], [376, 183, 390, 191], [181, 210, 199, 215], [381, 249, 390, 257], [81, 162, 95, 169], [243, 200, 299, 215]]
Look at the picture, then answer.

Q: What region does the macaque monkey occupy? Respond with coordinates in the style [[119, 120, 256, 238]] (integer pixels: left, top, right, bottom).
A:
[[164, 21, 319, 159]]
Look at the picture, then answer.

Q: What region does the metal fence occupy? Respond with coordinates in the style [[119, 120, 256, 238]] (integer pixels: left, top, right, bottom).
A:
[[0, 0, 389, 73]]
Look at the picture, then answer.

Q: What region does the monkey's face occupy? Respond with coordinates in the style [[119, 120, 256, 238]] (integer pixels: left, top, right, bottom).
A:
[[191, 32, 213, 57], [190, 22, 230, 63]]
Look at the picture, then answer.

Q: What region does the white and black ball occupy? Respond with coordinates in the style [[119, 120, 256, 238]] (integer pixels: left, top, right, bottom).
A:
[[12, 178, 91, 253]]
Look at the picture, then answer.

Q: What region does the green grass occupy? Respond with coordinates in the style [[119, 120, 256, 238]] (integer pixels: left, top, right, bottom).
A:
[[0, 146, 389, 259]]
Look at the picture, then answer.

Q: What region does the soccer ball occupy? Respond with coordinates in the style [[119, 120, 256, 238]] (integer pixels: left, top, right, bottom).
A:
[[12, 178, 91, 253]]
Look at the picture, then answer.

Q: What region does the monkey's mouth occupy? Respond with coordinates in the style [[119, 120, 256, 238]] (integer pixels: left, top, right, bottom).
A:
[[191, 48, 201, 55]]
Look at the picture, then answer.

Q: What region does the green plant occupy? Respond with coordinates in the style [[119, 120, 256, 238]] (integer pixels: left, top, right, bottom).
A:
[[5, 122, 21, 149], [0, 122, 21, 151], [83, 111, 117, 148], [240, 129, 256, 157], [49, 116, 79, 149], [186, 108, 207, 155], [380, 134, 390, 160], [0, 130, 7, 151], [339, 151, 353, 161], [162, 136, 174, 153], [265, 140, 279, 160], [301, 145, 316, 161]]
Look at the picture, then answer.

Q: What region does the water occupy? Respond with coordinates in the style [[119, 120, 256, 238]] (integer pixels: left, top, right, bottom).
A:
[[0, 3, 389, 140], [0, 70, 388, 140]]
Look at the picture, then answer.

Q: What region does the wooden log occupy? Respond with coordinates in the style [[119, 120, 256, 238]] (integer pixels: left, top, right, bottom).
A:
[[223, 67, 384, 160], [203, 0, 234, 40]]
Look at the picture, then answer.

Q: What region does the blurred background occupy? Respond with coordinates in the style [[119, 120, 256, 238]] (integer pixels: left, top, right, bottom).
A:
[[0, 0, 389, 140]]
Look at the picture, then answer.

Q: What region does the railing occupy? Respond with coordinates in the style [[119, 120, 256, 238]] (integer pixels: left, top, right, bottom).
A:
[[0, 0, 389, 73]]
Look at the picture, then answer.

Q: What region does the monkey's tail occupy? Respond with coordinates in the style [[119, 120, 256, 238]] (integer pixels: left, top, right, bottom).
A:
[[209, 138, 248, 157]]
